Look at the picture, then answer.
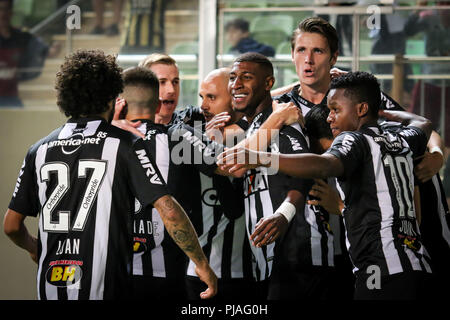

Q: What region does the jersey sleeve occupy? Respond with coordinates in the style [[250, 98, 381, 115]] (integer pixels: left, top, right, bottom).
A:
[[326, 131, 367, 180], [127, 139, 170, 208], [168, 123, 224, 177], [8, 149, 40, 217], [173, 105, 204, 128], [380, 91, 405, 111], [277, 126, 313, 196], [398, 126, 428, 159]]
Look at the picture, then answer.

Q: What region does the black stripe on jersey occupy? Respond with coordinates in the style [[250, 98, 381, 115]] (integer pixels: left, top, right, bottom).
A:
[[201, 206, 222, 264], [221, 220, 235, 279]]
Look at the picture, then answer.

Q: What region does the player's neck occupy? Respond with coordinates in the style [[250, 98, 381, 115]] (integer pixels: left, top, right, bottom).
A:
[[126, 112, 155, 122], [244, 94, 272, 123], [155, 113, 172, 125], [299, 80, 330, 105], [358, 117, 378, 131]]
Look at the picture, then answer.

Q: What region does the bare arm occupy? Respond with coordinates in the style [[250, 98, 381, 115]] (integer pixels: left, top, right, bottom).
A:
[[415, 130, 445, 182], [3, 209, 38, 263], [379, 110, 432, 141], [250, 190, 305, 247], [218, 148, 344, 180], [235, 101, 302, 151], [153, 195, 217, 299]]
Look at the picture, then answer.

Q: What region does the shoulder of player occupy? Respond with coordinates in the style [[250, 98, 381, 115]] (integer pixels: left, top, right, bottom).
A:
[[173, 105, 203, 126], [278, 124, 309, 151]]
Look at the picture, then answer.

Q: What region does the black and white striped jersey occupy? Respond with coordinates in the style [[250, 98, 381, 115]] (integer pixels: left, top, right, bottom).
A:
[[379, 121, 450, 274], [131, 120, 186, 279], [242, 106, 333, 281], [172, 106, 253, 280], [135, 115, 253, 281], [326, 123, 433, 278], [8, 117, 169, 300]]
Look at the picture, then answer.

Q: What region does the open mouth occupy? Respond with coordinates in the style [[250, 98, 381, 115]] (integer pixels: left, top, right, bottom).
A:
[[161, 99, 175, 108], [232, 93, 248, 104], [303, 68, 315, 77], [202, 111, 213, 122]]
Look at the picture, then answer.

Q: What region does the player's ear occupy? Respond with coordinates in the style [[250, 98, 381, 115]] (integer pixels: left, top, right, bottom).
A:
[[330, 50, 338, 68], [357, 102, 370, 118], [265, 75, 275, 91]]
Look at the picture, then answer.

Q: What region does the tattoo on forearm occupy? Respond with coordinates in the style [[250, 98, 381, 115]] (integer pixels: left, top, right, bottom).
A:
[[157, 196, 206, 263]]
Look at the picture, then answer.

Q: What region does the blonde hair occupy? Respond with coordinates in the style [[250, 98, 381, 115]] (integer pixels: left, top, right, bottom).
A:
[[138, 53, 177, 69]]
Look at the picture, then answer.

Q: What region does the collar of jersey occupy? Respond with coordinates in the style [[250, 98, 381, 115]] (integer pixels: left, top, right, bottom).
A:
[[68, 116, 106, 123]]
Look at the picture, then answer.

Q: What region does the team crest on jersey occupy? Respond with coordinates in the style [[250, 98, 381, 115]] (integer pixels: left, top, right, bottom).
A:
[[46, 260, 83, 288], [243, 169, 269, 197]]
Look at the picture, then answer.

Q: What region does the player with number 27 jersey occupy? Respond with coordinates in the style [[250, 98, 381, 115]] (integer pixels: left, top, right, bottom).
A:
[[9, 117, 169, 300]]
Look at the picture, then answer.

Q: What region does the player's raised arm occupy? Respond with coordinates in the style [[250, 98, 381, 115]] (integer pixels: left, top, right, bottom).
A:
[[153, 195, 218, 299], [379, 109, 432, 141]]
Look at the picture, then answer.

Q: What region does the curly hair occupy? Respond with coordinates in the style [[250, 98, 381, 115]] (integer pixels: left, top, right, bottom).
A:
[[55, 50, 123, 118]]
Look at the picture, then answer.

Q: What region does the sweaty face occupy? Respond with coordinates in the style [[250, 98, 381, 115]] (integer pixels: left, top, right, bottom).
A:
[[228, 61, 271, 114], [327, 88, 360, 137], [292, 32, 337, 90], [199, 76, 232, 122], [149, 63, 180, 118]]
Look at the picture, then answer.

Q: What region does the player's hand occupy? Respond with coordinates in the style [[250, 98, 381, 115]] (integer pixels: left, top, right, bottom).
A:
[[414, 151, 444, 183], [217, 147, 271, 173], [195, 263, 218, 299], [330, 67, 347, 80], [272, 100, 303, 127], [307, 179, 343, 215], [250, 213, 288, 247], [28, 236, 38, 264], [111, 119, 144, 138], [205, 111, 231, 142], [114, 97, 127, 120]]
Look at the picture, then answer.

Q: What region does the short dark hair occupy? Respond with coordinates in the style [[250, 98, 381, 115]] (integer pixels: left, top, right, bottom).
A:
[[305, 104, 333, 140], [123, 66, 160, 110], [225, 18, 249, 33], [233, 52, 274, 77], [55, 50, 123, 118], [123, 66, 159, 89], [291, 17, 339, 57], [329, 71, 381, 118]]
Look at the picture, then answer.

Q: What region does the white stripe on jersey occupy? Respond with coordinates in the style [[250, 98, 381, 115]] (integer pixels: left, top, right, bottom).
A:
[[365, 135, 404, 275], [58, 123, 77, 139], [150, 133, 170, 277], [432, 175, 450, 247], [35, 143, 55, 300], [58, 121, 101, 139], [89, 137, 120, 300], [187, 173, 219, 277], [208, 215, 230, 278], [304, 205, 323, 266]]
